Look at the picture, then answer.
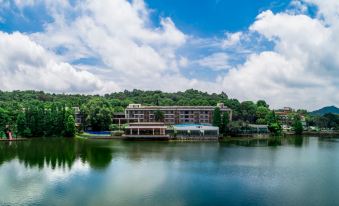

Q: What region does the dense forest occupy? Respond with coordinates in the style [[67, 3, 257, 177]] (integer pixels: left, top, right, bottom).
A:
[[0, 90, 338, 138]]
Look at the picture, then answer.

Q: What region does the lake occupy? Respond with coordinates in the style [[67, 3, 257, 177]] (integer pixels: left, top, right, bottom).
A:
[[1, 137, 339, 206]]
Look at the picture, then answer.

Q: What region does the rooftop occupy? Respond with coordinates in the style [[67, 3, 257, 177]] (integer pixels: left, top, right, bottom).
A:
[[173, 124, 219, 131], [126, 104, 231, 110]]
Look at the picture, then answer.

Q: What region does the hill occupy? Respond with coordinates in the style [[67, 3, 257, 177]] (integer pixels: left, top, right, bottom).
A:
[[311, 106, 339, 116]]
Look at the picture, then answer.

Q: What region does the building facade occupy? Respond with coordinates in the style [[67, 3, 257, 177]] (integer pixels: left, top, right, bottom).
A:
[[125, 103, 232, 125]]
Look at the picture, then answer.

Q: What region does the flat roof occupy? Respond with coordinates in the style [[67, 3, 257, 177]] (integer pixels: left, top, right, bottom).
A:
[[248, 124, 269, 128], [126, 126, 168, 129], [126, 122, 167, 128], [173, 124, 219, 131], [126, 106, 231, 111], [129, 122, 165, 125]]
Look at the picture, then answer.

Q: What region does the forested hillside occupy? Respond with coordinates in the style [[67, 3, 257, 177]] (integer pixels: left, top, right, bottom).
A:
[[0, 89, 337, 137]]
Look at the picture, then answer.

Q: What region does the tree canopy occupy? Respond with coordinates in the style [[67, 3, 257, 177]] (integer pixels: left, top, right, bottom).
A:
[[0, 89, 338, 137]]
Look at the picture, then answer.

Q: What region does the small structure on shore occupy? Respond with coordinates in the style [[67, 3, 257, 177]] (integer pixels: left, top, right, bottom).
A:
[[123, 123, 220, 140], [172, 124, 219, 140], [248, 124, 269, 134], [124, 122, 169, 139]]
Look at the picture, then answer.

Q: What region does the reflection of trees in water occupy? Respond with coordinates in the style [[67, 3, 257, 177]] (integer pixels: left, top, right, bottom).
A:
[[294, 136, 303, 147], [267, 137, 282, 146], [222, 136, 305, 147], [120, 141, 221, 163], [0, 139, 114, 170], [0, 142, 17, 166], [77, 141, 113, 170], [120, 141, 169, 162]]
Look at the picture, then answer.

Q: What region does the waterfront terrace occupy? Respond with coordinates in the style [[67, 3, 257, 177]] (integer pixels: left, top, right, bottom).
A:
[[125, 103, 232, 125]]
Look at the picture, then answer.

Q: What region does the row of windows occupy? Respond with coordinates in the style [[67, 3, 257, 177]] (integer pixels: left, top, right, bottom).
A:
[[131, 114, 210, 119], [128, 110, 211, 115]]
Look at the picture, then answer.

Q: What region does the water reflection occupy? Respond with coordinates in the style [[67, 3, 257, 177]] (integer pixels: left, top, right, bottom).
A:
[[221, 136, 306, 147], [0, 136, 336, 170], [1, 136, 339, 206], [0, 139, 114, 170]]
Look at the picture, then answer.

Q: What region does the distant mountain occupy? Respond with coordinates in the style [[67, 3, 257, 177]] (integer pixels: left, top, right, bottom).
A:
[[312, 106, 339, 116]]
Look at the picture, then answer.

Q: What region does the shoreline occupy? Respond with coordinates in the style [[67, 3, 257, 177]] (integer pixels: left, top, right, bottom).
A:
[[3, 133, 339, 143]]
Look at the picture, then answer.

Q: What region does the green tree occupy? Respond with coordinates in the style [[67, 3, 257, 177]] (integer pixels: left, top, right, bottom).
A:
[[240, 101, 257, 123], [323, 113, 339, 129], [256, 100, 269, 108], [213, 107, 222, 129], [35, 104, 45, 137], [256, 106, 269, 124], [44, 109, 54, 137], [221, 112, 229, 135], [23, 128, 32, 137], [154, 110, 165, 122], [0, 108, 10, 138], [64, 115, 76, 137], [293, 115, 303, 135], [16, 112, 27, 137], [266, 111, 282, 135], [82, 98, 114, 131]]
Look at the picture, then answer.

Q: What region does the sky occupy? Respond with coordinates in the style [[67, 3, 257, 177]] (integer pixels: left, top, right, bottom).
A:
[[0, 0, 338, 110]]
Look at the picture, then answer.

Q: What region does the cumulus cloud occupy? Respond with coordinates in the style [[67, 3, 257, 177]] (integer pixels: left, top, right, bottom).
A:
[[221, 32, 242, 48], [1, 0, 339, 109], [221, 5, 339, 110], [303, 0, 339, 24], [30, 0, 187, 87], [0, 0, 198, 93], [0, 31, 110, 93]]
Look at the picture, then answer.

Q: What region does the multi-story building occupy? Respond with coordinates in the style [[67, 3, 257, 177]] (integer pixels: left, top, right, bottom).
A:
[[125, 103, 232, 125], [275, 107, 294, 125]]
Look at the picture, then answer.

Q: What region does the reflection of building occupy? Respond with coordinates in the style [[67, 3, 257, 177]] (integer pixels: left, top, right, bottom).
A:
[[125, 103, 232, 125]]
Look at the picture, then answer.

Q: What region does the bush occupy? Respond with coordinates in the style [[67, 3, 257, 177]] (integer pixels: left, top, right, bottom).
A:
[[112, 130, 124, 136]]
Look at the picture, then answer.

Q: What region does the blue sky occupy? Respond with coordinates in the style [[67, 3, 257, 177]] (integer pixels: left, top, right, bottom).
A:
[[0, 0, 282, 81], [146, 0, 291, 36], [0, 0, 338, 110], [0, 1, 291, 35]]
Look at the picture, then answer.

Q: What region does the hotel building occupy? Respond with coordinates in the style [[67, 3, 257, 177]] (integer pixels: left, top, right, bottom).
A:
[[125, 103, 232, 125]]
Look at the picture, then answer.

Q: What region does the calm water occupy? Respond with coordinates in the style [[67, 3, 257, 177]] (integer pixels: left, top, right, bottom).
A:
[[1, 137, 339, 206]]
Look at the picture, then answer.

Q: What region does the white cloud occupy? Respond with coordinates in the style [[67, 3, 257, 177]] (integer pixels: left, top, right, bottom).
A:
[[14, 0, 36, 8], [197, 53, 230, 71], [0, 31, 113, 93], [221, 5, 339, 110], [289, 0, 308, 14], [2, 0, 339, 109], [302, 0, 339, 24], [221, 32, 242, 48], [31, 1, 185, 75], [178, 56, 189, 68], [26, 0, 192, 91]]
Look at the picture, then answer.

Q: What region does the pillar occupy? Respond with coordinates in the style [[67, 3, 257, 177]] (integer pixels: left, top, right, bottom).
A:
[[137, 128, 140, 135], [153, 129, 155, 135], [130, 129, 132, 135]]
